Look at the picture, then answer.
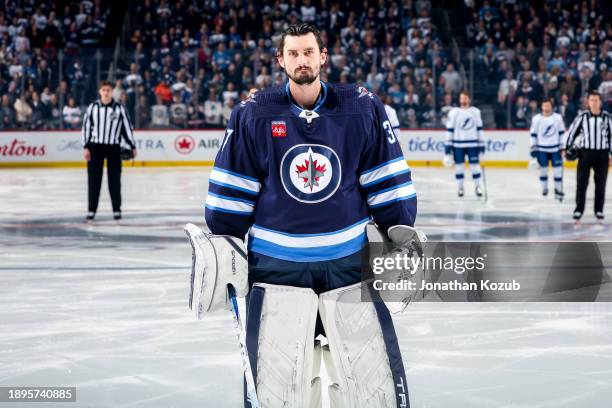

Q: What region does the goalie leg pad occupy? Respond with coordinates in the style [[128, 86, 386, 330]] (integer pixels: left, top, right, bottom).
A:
[[245, 283, 319, 408], [319, 283, 409, 408], [184, 223, 249, 317]]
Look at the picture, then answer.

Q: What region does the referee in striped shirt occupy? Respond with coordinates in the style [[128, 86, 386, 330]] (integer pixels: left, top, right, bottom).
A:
[[565, 91, 612, 222], [82, 80, 137, 221]]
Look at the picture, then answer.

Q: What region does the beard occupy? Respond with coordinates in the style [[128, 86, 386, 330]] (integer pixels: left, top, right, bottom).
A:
[[286, 65, 320, 85]]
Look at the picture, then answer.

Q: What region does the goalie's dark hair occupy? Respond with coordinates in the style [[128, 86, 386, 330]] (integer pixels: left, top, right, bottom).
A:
[[277, 23, 325, 56]]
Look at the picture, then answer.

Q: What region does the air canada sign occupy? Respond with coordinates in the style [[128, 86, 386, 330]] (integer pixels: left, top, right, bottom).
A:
[[1, 138, 46, 157]]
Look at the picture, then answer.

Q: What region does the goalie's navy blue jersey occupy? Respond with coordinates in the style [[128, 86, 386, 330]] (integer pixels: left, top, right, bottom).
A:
[[205, 82, 417, 262]]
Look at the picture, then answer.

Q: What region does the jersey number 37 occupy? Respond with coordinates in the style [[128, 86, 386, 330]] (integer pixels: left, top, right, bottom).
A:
[[382, 120, 397, 144]]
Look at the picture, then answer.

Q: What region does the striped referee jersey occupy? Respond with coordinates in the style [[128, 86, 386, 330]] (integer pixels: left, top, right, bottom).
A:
[[82, 100, 136, 148], [565, 110, 612, 153]]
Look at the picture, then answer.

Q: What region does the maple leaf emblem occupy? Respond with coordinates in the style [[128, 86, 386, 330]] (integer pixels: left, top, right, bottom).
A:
[[178, 137, 192, 150], [295, 149, 326, 191]]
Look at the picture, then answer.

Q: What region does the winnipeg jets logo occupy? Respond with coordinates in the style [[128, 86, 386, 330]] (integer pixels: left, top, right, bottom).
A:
[[280, 144, 341, 203], [295, 149, 327, 191]]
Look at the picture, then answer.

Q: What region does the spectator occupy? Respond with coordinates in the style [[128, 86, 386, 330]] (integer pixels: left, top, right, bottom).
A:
[[255, 66, 272, 89], [112, 79, 125, 102], [170, 94, 188, 128], [222, 82, 239, 105], [598, 70, 612, 110], [558, 93, 577, 128], [150, 95, 170, 127], [441, 63, 462, 95], [14, 93, 33, 128], [62, 96, 82, 129], [154, 79, 173, 104], [222, 98, 235, 126], [29, 92, 45, 129], [440, 93, 454, 125], [47, 94, 61, 129], [203, 89, 222, 127], [512, 96, 530, 128], [0, 95, 16, 129], [136, 94, 150, 128]]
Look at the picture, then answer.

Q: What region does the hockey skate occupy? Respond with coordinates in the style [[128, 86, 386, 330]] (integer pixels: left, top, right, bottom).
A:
[[554, 190, 564, 202], [458, 187, 464, 197], [596, 212, 604, 224], [475, 186, 483, 198], [542, 187, 548, 197]]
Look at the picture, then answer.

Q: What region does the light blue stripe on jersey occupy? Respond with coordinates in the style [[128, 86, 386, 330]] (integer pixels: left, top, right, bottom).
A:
[[249, 233, 367, 262], [248, 218, 370, 261]]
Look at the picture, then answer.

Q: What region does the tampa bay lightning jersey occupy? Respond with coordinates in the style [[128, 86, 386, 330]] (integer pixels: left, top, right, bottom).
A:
[[204, 82, 417, 262], [530, 113, 565, 153], [445, 106, 484, 149]]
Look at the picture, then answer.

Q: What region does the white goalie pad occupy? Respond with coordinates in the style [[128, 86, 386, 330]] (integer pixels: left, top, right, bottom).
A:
[[251, 283, 319, 408], [184, 223, 249, 318], [319, 283, 403, 408]]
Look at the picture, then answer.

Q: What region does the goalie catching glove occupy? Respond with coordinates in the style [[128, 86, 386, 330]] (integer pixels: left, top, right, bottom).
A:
[[367, 224, 428, 313], [184, 223, 249, 318]]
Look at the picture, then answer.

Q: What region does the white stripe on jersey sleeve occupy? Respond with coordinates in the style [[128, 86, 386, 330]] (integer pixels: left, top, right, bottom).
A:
[[367, 182, 416, 208], [205, 192, 254, 215], [209, 167, 261, 194], [359, 158, 410, 187]]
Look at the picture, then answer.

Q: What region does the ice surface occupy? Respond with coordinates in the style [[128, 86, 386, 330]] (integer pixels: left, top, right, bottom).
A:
[[0, 167, 611, 407]]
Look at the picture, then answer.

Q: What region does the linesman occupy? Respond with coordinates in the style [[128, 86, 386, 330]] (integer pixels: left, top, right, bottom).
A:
[[565, 91, 612, 222], [82, 80, 137, 221]]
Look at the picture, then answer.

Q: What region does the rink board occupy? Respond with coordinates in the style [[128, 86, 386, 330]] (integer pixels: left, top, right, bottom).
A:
[[0, 129, 571, 168]]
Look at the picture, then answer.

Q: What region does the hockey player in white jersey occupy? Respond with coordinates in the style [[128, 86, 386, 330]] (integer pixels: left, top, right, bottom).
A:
[[443, 91, 485, 197], [186, 23, 425, 408], [529, 98, 565, 201]]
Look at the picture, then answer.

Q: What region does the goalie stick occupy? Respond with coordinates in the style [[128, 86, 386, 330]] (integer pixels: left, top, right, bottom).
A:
[[228, 285, 260, 408]]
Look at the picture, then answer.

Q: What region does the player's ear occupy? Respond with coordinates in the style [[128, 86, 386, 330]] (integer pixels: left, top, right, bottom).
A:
[[277, 51, 285, 70], [320, 47, 328, 66]]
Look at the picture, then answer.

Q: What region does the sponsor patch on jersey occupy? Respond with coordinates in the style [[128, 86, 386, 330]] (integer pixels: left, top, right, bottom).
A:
[[280, 144, 341, 203], [271, 121, 287, 137]]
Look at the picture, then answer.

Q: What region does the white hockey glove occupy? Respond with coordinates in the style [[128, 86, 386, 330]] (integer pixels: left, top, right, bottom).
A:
[[184, 223, 249, 319], [442, 154, 454, 167], [528, 158, 539, 169]]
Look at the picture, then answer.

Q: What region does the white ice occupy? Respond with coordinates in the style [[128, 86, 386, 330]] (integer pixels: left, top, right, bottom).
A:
[[0, 166, 611, 407]]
